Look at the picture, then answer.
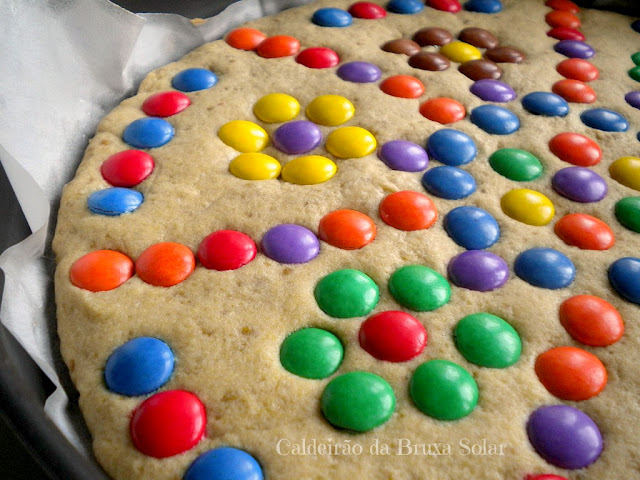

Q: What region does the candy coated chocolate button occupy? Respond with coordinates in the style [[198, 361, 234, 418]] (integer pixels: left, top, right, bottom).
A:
[[552, 167, 607, 203], [559, 295, 624, 347], [526, 475, 568, 480], [464, 0, 502, 13], [172, 68, 217, 92], [312, 8, 353, 27], [359, 311, 427, 362], [554, 40, 594, 59], [419, 98, 465, 124], [314, 269, 379, 318], [70, 250, 134, 292], [321, 372, 395, 432], [389, 265, 450, 311], [296, 47, 340, 69], [280, 328, 344, 379], [444, 206, 500, 250], [440, 41, 482, 63], [272, 121, 322, 154], [197, 230, 257, 270], [454, 313, 521, 368], [609, 257, 640, 305], [387, 0, 424, 14], [318, 209, 376, 249], [184, 448, 263, 480], [104, 337, 174, 396], [552, 79, 596, 103], [229, 153, 281, 180], [485, 46, 525, 63], [421, 166, 476, 199], [625, 91, 640, 109], [306, 95, 355, 126], [253, 93, 300, 123], [501, 189, 554, 226], [141, 91, 190, 117], [412, 27, 453, 47], [256, 35, 300, 58], [426, 129, 476, 166], [130, 390, 206, 458], [337, 61, 381, 83], [378, 140, 429, 172], [615, 197, 640, 232], [408, 52, 450, 71], [379, 191, 438, 231], [521, 92, 569, 117], [545, 10, 580, 29], [382, 38, 421, 55], [633, 19, 640, 33], [489, 148, 543, 181], [101, 150, 154, 187], [379, 75, 425, 98], [123, 117, 174, 149], [548, 132, 601, 166], [632, 52, 640, 65], [410, 360, 478, 420], [261, 224, 319, 264], [426, 0, 462, 13], [136, 243, 195, 287], [514, 248, 575, 289], [470, 105, 520, 135], [459, 59, 502, 80], [325, 126, 376, 158], [546, 0, 579, 13], [535, 347, 607, 401], [448, 250, 509, 291], [556, 58, 599, 81], [610, 156, 640, 191], [219, 120, 269, 152], [349, 2, 387, 19], [547, 27, 585, 41], [470, 79, 516, 102], [281, 155, 337, 185], [527, 406, 603, 469], [224, 27, 266, 50], [88, 188, 143, 216], [628, 66, 640, 82], [459, 27, 499, 48], [554, 214, 614, 250]]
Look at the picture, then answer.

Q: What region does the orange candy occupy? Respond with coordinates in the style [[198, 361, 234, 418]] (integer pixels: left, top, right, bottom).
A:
[[535, 346, 607, 401], [135, 242, 195, 287], [545, 10, 580, 29], [225, 28, 267, 51], [318, 209, 376, 250], [554, 213, 614, 250], [559, 295, 624, 346], [545, 0, 579, 13], [556, 58, 599, 82], [548, 132, 601, 166], [256, 35, 300, 58], [379, 191, 438, 231], [379, 75, 425, 99], [552, 79, 596, 103], [70, 250, 134, 292], [419, 98, 465, 124]]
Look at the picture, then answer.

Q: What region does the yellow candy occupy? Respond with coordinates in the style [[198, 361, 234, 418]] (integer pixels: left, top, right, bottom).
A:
[[229, 153, 281, 180], [218, 120, 269, 152], [281, 155, 337, 185], [306, 95, 355, 126], [501, 189, 555, 226], [610, 156, 640, 191], [253, 93, 300, 123], [325, 126, 377, 159], [440, 41, 482, 64]]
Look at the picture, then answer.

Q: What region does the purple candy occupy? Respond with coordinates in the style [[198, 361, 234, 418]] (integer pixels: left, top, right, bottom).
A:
[[470, 79, 516, 102], [447, 250, 509, 291], [272, 121, 322, 154], [625, 91, 640, 109], [554, 40, 595, 59], [261, 224, 320, 264], [552, 166, 607, 203], [378, 140, 429, 172], [336, 61, 382, 83], [527, 405, 603, 469]]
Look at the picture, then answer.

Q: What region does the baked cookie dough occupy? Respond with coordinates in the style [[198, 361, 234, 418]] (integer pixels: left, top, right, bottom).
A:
[[53, 0, 640, 478]]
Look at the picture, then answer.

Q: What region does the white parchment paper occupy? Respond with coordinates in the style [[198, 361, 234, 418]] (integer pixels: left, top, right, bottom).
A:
[[0, 0, 309, 457]]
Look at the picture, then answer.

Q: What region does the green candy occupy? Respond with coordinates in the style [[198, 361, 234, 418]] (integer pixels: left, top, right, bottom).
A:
[[615, 197, 640, 233], [280, 328, 344, 379], [454, 313, 521, 368], [629, 65, 640, 82], [388, 265, 450, 312], [488, 148, 544, 181], [633, 52, 640, 66], [314, 269, 379, 318], [410, 359, 478, 421]]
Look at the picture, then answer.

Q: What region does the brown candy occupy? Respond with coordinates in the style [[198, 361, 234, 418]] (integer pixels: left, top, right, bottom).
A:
[[485, 46, 526, 63], [458, 59, 503, 80], [458, 27, 499, 49], [381, 38, 422, 56], [409, 52, 450, 71], [412, 27, 453, 47]]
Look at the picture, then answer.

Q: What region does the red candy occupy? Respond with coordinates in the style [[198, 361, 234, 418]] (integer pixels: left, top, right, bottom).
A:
[[130, 390, 206, 458], [548, 132, 602, 166], [525, 475, 569, 480], [136, 242, 195, 287], [546, 27, 585, 41], [101, 150, 154, 187], [559, 295, 624, 347], [348, 1, 387, 19], [225, 28, 267, 50], [426, 0, 462, 13], [419, 97, 465, 124], [379, 191, 438, 231], [545, 0, 579, 13], [554, 213, 614, 250], [142, 91, 191, 117], [256, 35, 300, 58], [552, 79, 596, 103], [545, 10, 580, 29], [70, 250, 134, 292], [359, 311, 427, 362], [380, 75, 425, 98], [295, 47, 340, 69], [197, 230, 257, 271], [556, 58, 599, 82], [318, 209, 376, 250]]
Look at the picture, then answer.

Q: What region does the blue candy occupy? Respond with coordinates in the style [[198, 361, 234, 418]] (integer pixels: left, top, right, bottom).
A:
[[514, 248, 575, 289], [123, 117, 174, 148], [444, 206, 500, 250], [312, 8, 353, 27], [386, 0, 424, 14], [421, 166, 476, 200], [104, 337, 174, 396], [465, 0, 502, 13], [88, 188, 143, 216], [580, 108, 629, 132], [609, 257, 640, 305], [172, 68, 218, 92], [633, 19, 640, 33], [184, 447, 264, 480], [470, 105, 520, 135], [522, 92, 569, 117], [426, 129, 477, 166]]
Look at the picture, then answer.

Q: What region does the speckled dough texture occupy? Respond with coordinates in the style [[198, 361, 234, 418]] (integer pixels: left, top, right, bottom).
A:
[[53, 1, 640, 479]]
